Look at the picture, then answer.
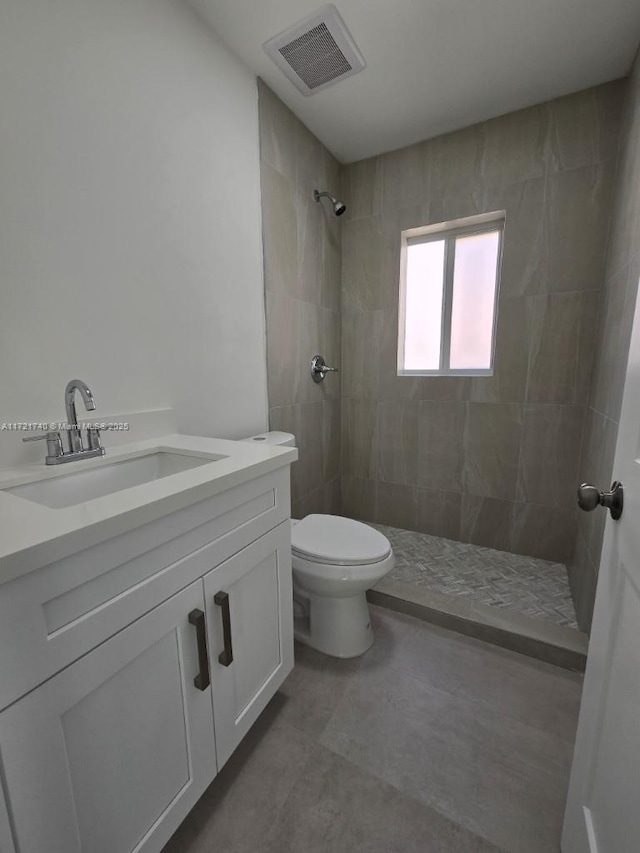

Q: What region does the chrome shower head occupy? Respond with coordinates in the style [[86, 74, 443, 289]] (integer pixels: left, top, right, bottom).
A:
[[313, 189, 347, 217]]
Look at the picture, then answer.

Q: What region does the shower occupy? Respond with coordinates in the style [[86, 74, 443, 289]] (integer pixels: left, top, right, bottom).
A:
[[313, 189, 347, 216]]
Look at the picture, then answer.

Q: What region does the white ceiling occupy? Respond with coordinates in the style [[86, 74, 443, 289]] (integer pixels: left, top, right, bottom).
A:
[[190, 0, 640, 163]]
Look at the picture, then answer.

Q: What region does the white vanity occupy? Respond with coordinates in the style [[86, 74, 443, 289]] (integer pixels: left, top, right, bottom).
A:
[[0, 434, 297, 853]]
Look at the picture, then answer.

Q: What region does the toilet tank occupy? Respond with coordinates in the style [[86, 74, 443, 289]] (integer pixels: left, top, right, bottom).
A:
[[240, 431, 296, 447]]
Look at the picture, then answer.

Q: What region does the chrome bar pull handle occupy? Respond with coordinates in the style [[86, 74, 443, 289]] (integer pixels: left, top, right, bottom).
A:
[[214, 591, 234, 666], [188, 609, 211, 690]]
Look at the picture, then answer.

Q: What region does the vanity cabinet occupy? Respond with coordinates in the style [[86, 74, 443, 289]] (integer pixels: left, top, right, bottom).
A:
[[0, 580, 216, 853], [0, 470, 293, 853], [205, 526, 293, 768]]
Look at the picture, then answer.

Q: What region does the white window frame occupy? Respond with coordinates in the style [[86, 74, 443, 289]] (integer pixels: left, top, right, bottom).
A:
[[397, 211, 505, 377]]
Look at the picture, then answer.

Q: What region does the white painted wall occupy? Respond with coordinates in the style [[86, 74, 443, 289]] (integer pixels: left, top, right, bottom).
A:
[[0, 0, 268, 468]]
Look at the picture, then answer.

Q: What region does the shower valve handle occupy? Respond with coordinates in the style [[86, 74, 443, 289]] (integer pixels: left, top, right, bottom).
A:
[[311, 355, 339, 383]]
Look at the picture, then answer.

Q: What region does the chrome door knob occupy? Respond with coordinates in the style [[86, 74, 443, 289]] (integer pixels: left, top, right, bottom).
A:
[[577, 481, 624, 520]]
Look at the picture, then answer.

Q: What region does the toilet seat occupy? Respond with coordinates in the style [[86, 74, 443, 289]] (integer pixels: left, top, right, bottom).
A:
[[291, 514, 391, 566]]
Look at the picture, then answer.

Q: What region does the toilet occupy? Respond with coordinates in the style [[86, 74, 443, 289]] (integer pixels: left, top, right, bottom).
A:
[[242, 431, 394, 657]]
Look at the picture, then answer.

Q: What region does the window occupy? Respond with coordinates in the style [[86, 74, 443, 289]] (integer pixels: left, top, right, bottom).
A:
[[398, 212, 504, 376]]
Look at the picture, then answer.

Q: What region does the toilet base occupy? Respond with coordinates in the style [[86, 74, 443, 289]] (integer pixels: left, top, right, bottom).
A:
[[293, 585, 374, 658]]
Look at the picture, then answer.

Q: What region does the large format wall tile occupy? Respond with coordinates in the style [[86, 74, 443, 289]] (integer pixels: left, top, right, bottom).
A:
[[428, 124, 484, 198], [590, 255, 640, 420], [322, 218, 342, 311], [342, 398, 377, 479], [544, 163, 614, 293], [341, 310, 385, 398], [417, 401, 466, 491], [517, 405, 584, 508], [481, 103, 550, 186], [416, 489, 463, 540], [261, 71, 632, 602], [526, 292, 598, 405], [341, 156, 383, 221], [510, 503, 576, 564], [342, 476, 376, 521], [463, 404, 522, 501], [375, 482, 418, 530], [340, 80, 623, 575], [375, 400, 419, 486], [460, 495, 514, 552], [270, 402, 323, 504], [482, 178, 546, 298], [341, 215, 387, 312], [296, 182, 325, 305], [566, 55, 640, 630], [547, 82, 623, 173], [322, 398, 342, 483], [469, 297, 531, 403], [382, 141, 429, 212], [261, 163, 297, 297], [266, 290, 298, 408], [567, 535, 600, 633], [258, 79, 297, 183], [260, 81, 342, 515]]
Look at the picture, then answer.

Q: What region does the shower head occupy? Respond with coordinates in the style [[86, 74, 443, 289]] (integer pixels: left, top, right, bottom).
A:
[[313, 189, 347, 217]]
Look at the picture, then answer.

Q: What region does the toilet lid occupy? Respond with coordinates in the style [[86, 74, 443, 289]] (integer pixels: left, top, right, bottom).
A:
[[291, 514, 391, 566]]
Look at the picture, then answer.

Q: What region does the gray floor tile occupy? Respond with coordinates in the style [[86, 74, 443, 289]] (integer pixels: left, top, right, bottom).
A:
[[259, 746, 502, 853], [320, 655, 573, 853], [163, 608, 579, 853], [373, 523, 577, 629], [162, 698, 315, 853], [275, 641, 365, 737], [368, 605, 583, 741]]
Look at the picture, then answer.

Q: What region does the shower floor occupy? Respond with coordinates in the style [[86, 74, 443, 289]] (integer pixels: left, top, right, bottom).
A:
[[371, 524, 578, 630]]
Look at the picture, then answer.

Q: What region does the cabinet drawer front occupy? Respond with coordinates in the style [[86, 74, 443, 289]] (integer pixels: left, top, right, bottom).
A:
[[204, 521, 294, 768], [0, 581, 217, 853], [0, 468, 290, 711]]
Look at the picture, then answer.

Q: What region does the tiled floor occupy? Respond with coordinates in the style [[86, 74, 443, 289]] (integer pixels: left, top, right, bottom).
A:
[[373, 524, 578, 629], [162, 606, 582, 853]]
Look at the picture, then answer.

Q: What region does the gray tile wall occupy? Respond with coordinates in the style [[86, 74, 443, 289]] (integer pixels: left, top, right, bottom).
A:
[[341, 81, 624, 566], [258, 81, 343, 517], [569, 51, 640, 632]]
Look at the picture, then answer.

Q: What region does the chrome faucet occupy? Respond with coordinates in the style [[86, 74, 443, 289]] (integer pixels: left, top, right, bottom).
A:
[[65, 379, 96, 453], [23, 379, 106, 465]]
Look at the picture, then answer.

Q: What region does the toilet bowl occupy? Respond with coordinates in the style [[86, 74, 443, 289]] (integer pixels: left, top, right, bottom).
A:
[[291, 514, 394, 657], [241, 431, 394, 657]]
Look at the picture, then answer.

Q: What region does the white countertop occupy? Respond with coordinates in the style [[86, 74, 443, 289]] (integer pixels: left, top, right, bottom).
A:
[[0, 434, 297, 585]]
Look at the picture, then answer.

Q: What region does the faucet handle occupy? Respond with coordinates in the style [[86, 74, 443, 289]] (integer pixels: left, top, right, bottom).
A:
[[22, 431, 59, 443], [22, 431, 64, 463], [86, 427, 103, 452]]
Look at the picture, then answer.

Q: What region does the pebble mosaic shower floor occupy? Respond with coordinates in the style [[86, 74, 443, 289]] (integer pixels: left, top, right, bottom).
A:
[[371, 524, 578, 630]]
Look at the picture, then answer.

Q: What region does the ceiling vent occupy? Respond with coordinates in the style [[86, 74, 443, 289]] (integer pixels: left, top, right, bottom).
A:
[[263, 4, 365, 96]]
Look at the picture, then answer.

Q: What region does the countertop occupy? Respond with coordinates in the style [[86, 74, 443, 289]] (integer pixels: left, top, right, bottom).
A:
[[0, 434, 297, 585]]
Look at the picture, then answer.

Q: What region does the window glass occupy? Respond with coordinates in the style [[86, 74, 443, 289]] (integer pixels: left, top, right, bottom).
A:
[[449, 231, 500, 370], [403, 240, 445, 371], [398, 214, 503, 376]]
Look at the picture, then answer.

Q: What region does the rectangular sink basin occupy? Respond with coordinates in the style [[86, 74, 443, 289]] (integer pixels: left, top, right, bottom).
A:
[[4, 450, 226, 509]]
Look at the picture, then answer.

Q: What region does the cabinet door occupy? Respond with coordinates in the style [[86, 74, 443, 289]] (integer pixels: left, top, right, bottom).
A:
[[0, 581, 217, 853], [204, 521, 294, 768]]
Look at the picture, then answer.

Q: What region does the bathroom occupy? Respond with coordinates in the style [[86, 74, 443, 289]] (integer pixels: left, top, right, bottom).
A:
[[1, 0, 640, 851]]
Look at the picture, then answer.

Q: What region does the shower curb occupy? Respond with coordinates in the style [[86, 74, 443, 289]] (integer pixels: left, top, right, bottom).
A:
[[368, 578, 588, 672]]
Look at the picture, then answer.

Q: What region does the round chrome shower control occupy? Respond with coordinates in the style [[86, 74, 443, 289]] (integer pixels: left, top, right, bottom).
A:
[[310, 355, 339, 383]]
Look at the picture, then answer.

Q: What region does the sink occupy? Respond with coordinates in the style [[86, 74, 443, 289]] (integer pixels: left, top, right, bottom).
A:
[[4, 450, 226, 509]]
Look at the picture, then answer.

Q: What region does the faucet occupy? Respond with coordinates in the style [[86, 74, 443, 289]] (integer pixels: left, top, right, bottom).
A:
[[23, 379, 106, 465], [65, 379, 96, 453]]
